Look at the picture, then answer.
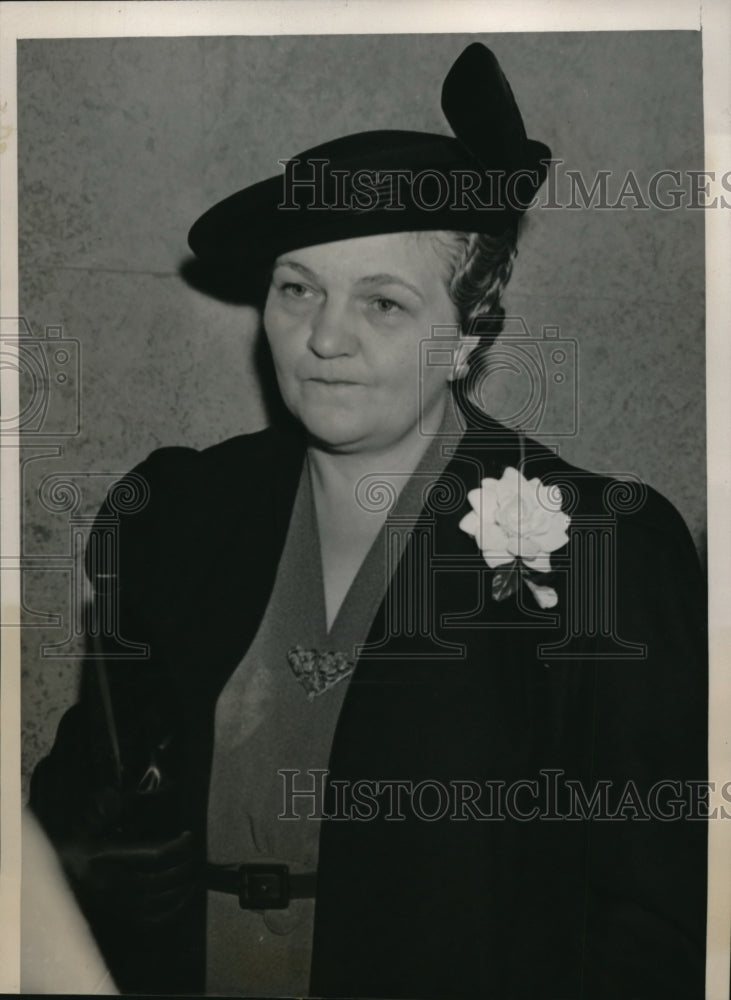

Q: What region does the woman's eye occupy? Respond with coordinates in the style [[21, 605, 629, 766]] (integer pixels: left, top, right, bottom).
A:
[[372, 296, 404, 316], [281, 282, 311, 299]]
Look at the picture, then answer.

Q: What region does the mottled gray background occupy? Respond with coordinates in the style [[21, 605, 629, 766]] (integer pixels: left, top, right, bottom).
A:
[[18, 33, 705, 791]]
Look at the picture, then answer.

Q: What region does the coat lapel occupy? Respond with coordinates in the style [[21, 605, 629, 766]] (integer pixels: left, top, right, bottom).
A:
[[310, 419, 591, 998]]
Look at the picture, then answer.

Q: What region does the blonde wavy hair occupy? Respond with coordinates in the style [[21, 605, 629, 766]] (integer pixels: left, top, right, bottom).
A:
[[428, 227, 520, 349]]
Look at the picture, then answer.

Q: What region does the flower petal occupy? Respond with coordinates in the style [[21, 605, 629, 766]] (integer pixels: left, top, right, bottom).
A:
[[507, 536, 541, 559], [478, 521, 512, 552], [459, 510, 480, 538], [500, 465, 524, 487], [468, 482, 499, 522], [541, 524, 570, 553], [477, 478, 499, 506], [466, 488, 483, 512], [483, 548, 514, 569], [526, 476, 545, 499], [497, 466, 525, 500], [522, 551, 553, 573], [525, 578, 559, 609]]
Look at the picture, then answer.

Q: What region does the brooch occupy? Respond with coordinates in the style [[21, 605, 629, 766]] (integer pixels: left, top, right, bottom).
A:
[[287, 646, 355, 700]]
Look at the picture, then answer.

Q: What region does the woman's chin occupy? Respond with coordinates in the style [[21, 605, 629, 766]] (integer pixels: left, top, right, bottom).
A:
[[287, 393, 424, 455], [295, 412, 386, 454], [290, 400, 369, 451], [302, 421, 370, 454]]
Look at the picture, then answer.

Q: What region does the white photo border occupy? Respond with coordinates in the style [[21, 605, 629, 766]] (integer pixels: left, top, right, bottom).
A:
[[0, 2, 728, 996]]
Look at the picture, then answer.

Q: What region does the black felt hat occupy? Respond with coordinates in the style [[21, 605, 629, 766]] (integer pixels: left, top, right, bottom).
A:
[[188, 43, 551, 269]]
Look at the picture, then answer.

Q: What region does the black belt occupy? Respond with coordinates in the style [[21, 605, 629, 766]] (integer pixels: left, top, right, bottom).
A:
[[207, 863, 317, 910]]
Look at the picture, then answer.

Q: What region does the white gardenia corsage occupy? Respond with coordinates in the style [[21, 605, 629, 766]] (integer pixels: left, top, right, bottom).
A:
[[459, 466, 571, 609]]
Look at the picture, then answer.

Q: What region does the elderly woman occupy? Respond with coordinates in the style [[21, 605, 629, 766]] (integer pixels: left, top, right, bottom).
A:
[[29, 43, 706, 999]]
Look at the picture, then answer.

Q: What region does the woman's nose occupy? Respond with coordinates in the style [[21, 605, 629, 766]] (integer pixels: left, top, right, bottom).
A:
[[307, 299, 357, 358]]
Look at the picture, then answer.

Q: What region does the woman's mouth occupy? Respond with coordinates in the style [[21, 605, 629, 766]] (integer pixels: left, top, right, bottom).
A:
[[306, 377, 362, 386]]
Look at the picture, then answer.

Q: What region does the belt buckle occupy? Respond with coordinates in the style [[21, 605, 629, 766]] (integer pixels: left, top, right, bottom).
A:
[[238, 863, 289, 910]]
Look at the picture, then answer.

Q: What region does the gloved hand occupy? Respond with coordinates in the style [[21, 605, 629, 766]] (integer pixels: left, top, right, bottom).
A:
[[58, 785, 201, 927]]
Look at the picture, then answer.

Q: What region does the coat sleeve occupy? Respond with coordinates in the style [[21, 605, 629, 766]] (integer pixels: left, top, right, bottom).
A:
[[29, 445, 198, 841], [581, 485, 707, 998], [28, 444, 214, 996]]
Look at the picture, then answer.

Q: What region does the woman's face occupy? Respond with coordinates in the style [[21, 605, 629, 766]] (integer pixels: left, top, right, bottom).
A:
[[263, 231, 462, 454]]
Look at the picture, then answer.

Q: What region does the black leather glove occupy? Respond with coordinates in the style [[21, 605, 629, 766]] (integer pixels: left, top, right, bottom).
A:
[[58, 785, 201, 927]]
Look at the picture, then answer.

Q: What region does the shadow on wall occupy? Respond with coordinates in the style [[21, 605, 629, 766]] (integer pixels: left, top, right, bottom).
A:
[[179, 255, 291, 428]]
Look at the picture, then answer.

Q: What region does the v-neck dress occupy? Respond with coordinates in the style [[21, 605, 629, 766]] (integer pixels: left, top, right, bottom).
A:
[[206, 407, 463, 996]]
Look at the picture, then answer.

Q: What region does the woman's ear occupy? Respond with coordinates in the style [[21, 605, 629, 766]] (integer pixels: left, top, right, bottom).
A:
[[448, 334, 481, 381]]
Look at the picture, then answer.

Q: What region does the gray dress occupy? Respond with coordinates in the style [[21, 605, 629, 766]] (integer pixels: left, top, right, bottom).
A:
[[206, 407, 463, 996]]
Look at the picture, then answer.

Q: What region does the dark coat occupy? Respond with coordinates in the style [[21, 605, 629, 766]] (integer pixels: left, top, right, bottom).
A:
[[30, 414, 707, 998]]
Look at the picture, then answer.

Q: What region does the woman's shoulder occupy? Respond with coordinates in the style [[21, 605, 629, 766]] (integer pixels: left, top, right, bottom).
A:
[[530, 438, 689, 539], [119, 423, 301, 502], [87, 424, 305, 589], [458, 417, 697, 555], [134, 424, 286, 480], [545, 440, 690, 544], [93, 423, 304, 546]]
